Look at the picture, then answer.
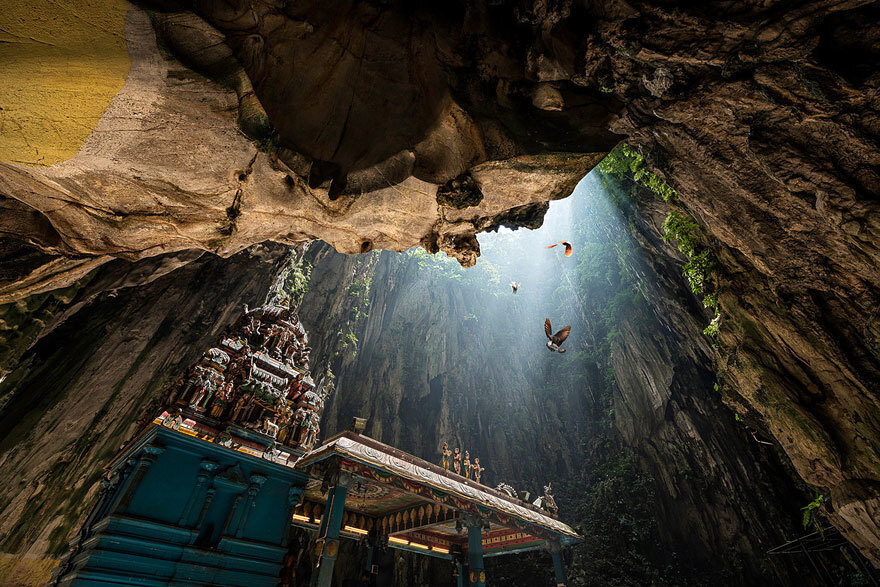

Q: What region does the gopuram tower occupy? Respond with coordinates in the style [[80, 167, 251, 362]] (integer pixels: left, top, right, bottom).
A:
[[51, 295, 328, 586]]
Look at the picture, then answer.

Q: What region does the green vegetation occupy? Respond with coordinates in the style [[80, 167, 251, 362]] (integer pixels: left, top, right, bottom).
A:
[[661, 211, 717, 310], [802, 494, 825, 530], [599, 144, 678, 203], [288, 258, 312, 307], [268, 247, 314, 308], [599, 144, 721, 337], [335, 253, 379, 360], [408, 248, 501, 290]]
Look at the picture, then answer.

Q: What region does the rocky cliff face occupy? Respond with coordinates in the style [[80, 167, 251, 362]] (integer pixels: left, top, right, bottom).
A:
[[609, 188, 811, 581], [0, 2, 610, 302], [596, 1, 880, 562]]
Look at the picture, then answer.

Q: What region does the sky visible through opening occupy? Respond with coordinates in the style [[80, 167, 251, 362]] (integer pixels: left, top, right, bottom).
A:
[[404, 170, 629, 377]]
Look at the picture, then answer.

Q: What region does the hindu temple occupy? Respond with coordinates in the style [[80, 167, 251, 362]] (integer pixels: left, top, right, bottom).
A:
[[49, 296, 581, 586]]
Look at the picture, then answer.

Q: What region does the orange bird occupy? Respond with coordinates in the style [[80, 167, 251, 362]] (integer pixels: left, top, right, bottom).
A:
[[546, 241, 573, 256]]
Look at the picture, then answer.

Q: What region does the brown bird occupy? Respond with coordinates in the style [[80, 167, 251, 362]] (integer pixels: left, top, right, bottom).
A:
[[546, 241, 573, 257], [544, 318, 571, 353]]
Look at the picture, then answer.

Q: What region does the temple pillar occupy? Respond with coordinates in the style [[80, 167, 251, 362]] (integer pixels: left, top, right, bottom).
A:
[[235, 473, 268, 537], [364, 545, 373, 571], [179, 458, 219, 526], [363, 530, 375, 573], [463, 513, 486, 587], [456, 562, 465, 587], [111, 445, 163, 513], [549, 541, 567, 586], [311, 471, 353, 587], [283, 485, 305, 547]]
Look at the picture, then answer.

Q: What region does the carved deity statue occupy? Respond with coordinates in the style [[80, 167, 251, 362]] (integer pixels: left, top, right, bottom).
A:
[[453, 448, 462, 475], [179, 371, 201, 404], [188, 373, 211, 410], [473, 458, 484, 484], [300, 411, 319, 450], [276, 406, 293, 443], [243, 316, 262, 340], [441, 443, 451, 470], [463, 451, 471, 479], [231, 392, 252, 422], [210, 381, 233, 418], [163, 409, 182, 431], [542, 483, 558, 516], [292, 407, 308, 441], [166, 374, 186, 405]]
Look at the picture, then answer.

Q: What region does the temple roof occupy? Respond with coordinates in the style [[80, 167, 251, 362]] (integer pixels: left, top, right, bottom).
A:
[[296, 431, 582, 555]]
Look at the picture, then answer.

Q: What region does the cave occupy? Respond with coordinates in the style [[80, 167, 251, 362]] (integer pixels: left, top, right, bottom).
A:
[[0, 0, 878, 585]]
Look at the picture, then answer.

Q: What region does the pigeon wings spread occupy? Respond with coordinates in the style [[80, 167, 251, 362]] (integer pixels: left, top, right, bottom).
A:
[[544, 318, 571, 345], [546, 241, 573, 257]]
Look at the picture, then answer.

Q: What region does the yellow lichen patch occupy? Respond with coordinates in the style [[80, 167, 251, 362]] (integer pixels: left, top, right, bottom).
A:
[[0, 554, 58, 586], [0, 0, 130, 166]]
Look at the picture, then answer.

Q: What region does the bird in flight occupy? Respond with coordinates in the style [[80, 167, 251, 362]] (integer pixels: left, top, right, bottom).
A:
[[544, 318, 571, 353], [546, 241, 573, 257], [510, 281, 520, 294]]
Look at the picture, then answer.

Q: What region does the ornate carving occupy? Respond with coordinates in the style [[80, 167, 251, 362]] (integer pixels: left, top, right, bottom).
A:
[[533, 483, 558, 516], [495, 482, 517, 498], [473, 458, 484, 484], [154, 302, 329, 451], [324, 437, 578, 537]]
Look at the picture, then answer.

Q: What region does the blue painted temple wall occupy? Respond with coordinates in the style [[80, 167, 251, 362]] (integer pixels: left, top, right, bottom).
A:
[[53, 425, 308, 586]]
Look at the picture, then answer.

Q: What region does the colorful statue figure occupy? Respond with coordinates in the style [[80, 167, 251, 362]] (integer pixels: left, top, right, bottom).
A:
[[189, 373, 211, 410], [179, 370, 201, 405], [231, 392, 251, 422], [210, 381, 232, 418], [276, 406, 293, 444], [243, 315, 261, 340], [453, 448, 462, 475], [163, 409, 182, 431], [301, 412, 319, 450], [542, 483, 558, 516], [166, 374, 186, 405], [441, 443, 451, 470], [473, 458, 484, 484], [292, 407, 308, 441], [463, 451, 471, 479], [263, 415, 279, 438]]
